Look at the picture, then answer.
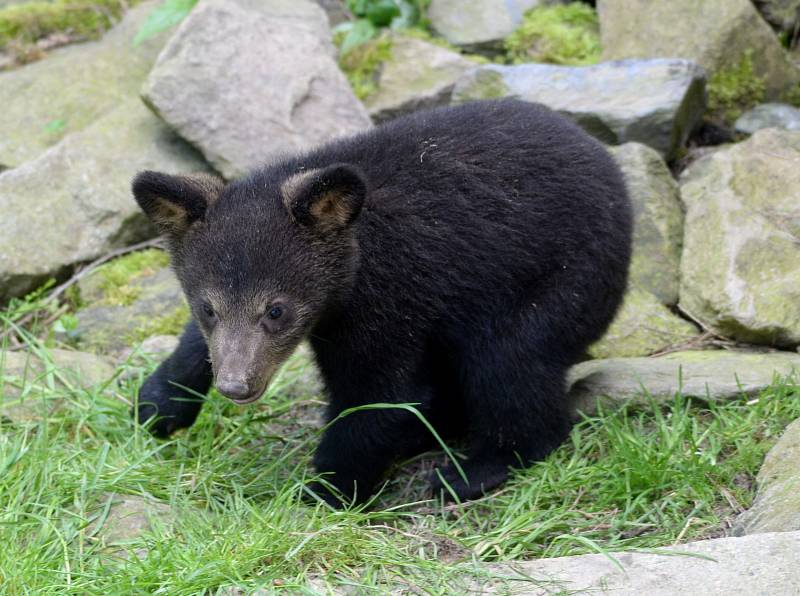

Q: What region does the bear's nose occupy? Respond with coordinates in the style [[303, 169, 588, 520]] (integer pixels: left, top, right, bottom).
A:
[[215, 378, 251, 401]]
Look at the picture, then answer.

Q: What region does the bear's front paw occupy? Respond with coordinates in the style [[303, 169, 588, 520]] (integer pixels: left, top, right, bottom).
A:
[[132, 373, 203, 438], [430, 459, 510, 502]]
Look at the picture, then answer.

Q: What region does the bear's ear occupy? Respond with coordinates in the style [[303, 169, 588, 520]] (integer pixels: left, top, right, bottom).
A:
[[281, 164, 366, 231], [132, 171, 224, 239]]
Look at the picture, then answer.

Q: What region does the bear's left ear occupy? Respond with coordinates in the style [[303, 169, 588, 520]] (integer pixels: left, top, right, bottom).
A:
[[281, 164, 367, 231], [132, 171, 224, 240]]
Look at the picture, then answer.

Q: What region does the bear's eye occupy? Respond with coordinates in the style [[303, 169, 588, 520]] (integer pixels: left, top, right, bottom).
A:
[[202, 303, 216, 319], [267, 305, 283, 320]]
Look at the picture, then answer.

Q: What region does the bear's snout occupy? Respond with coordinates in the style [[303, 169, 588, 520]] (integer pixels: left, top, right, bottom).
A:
[[215, 378, 255, 403]]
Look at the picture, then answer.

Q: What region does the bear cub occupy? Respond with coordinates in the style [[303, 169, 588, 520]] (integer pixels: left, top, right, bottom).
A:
[[132, 99, 632, 506]]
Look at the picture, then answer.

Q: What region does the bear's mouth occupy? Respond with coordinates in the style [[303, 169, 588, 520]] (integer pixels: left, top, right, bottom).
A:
[[232, 394, 263, 405]]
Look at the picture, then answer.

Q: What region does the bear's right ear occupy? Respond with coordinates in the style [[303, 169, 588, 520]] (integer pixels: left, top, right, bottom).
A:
[[132, 171, 224, 240]]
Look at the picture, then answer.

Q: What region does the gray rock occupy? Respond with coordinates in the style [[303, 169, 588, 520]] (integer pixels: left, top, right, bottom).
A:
[[142, 0, 371, 180], [679, 129, 800, 346], [74, 267, 188, 355], [452, 59, 706, 159], [610, 143, 683, 305], [479, 531, 800, 595], [734, 418, 800, 535], [275, 342, 324, 399], [568, 350, 800, 412], [588, 287, 699, 359], [735, 102, 800, 134], [364, 34, 475, 123], [427, 0, 542, 49], [88, 493, 172, 559], [0, 348, 114, 422], [0, 99, 208, 302], [0, 1, 170, 169], [598, 0, 800, 99]]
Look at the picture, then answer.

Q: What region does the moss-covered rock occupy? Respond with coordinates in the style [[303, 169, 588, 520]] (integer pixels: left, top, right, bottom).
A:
[[708, 51, 767, 124], [733, 417, 800, 535], [505, 2, 600, 65], [679, 128, 800, 347], [0, 0, 140, 50], [598, 0, 800, 99], [0, 1, 169, 168], [72, 257, 189, 355], [356, 33, 475, 122], [589, 287, 699, 359], [610, 143, 684, 305]]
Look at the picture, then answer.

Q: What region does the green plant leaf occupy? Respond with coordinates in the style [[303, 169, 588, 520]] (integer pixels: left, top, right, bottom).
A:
[[365, 0, 400, 27], [339, 18, 377, 55], [134, 0, 198, 46], [391, 0, 421, 29], [346, 0, 370, 17]]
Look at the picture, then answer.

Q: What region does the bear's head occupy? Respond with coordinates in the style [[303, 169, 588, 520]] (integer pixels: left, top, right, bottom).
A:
[[132, 164, 367, 404]]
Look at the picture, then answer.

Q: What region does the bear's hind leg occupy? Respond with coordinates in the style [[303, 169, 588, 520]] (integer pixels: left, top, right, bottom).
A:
[[133, 320, 213, 438], [431, 322, 573, 501]]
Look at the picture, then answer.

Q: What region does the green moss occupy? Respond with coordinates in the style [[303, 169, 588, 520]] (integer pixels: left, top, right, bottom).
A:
[[708, 51, 767, 124], [504, 2, 601, 66], [0, 0, 140, 50], [94, 248, 170, 307], [781, 82, 800, 108], [126, 303, 190, 343], [339, 34, 394, 100]]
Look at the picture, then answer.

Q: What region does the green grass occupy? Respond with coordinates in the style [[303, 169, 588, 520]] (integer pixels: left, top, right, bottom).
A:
[[1, 294, 799, 592], [0, 0, 141, 50]]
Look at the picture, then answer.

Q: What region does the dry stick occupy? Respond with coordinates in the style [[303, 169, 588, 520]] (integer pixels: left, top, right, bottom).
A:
[[0, 237, 165, 344]]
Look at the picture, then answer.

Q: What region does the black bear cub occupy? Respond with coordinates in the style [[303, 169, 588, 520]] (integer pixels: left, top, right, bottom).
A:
[[132, 99, 632, 506]]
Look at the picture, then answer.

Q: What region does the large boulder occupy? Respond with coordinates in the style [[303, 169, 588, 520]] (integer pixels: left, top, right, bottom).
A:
[[451, 59, 706, 159], [588, 287, 698, 359], [480, 531, 800, 595], [734, 102, 800, 134], [734, 418, 800, 536], [610, 143, 683, 305], [142, 0, 371, 180], [364, 34, 475, 123], [679, 129, 800, 347], [0, 1, 169, 169], [568, 350, 800, 412], [597, 0, 800, 98], [0, 99, 208, 302], [427, 0, 541, 50]]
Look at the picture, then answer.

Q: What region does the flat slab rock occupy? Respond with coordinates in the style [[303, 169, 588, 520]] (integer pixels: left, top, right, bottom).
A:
[[734, 418, 800, 535], [142, 0, 371, 179], [479, 531, 800, 595], [568, 350, 800, 411], [452, 59, 706, 159]]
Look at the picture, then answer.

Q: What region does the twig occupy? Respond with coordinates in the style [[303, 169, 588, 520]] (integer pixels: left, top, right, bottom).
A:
[[0, 238, 165, 343]]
